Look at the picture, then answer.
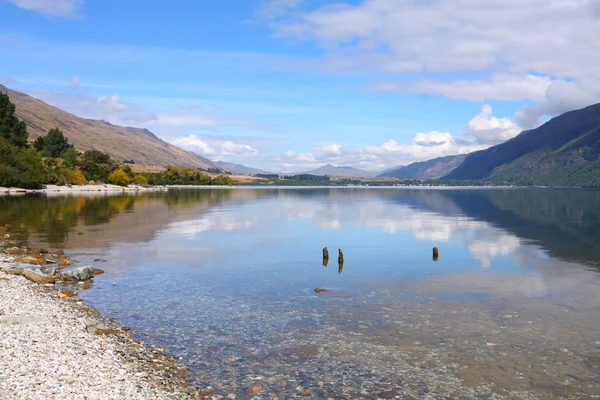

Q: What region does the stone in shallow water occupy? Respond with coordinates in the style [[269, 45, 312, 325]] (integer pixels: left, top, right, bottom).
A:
[[61, 266, 94, 281]]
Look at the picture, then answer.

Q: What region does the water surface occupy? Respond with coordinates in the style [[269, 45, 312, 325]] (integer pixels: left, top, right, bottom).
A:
[[2, 188, 600, 399]]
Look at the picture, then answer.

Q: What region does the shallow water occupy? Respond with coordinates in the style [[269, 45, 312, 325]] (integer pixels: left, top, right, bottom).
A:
[[2, 188, 600, 399]]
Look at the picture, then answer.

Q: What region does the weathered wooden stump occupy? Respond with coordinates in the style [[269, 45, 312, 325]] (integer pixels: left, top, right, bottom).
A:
[[433, 247, 439, 262], [323, 247, 329, 266], [338, 261, 344, 274], [338, 248, 344, 264]]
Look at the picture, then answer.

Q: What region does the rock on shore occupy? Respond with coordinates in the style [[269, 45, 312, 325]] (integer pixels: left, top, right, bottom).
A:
[[0, 256, 195, 400]]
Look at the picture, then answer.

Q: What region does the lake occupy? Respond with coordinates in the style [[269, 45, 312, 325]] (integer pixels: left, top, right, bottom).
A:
[[2, 188, 600, 399]]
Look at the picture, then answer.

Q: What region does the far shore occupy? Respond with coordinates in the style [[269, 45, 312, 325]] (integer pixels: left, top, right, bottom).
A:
[[0, 183, 534, 196]]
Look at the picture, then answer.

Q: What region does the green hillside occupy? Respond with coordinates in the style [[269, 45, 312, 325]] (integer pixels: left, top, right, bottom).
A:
[[444, 103, 600, 186]]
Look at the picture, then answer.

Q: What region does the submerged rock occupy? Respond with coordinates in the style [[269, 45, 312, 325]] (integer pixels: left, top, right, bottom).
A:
[[92, 268, 105, 275], [22, 269, 55, 285], [58, 256, 72, 268], [61, 266, 94, 281]]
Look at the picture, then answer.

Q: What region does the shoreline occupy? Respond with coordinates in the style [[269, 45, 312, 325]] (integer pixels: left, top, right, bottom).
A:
[[0, 253, 201, 399], [0, 183, 538, 196]]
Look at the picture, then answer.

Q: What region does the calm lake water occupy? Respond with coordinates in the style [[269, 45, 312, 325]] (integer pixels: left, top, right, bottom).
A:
[[2, 188, 600, 399]]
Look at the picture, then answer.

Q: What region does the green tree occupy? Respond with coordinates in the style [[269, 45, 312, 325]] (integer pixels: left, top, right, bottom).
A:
[[79, 149, 114, 181], [62, 147, 78, 169], [0, 138, 46, 188], [0, 92, 28, 148], [34, 128, 72, 158]]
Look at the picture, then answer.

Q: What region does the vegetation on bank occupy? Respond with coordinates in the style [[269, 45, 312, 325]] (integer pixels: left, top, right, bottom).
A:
[[0, 93, 233, 189]]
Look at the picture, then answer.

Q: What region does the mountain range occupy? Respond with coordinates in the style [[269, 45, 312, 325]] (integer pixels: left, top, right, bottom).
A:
[[301, 164, 377, 178], [215, 161, 272, 175], [379, 154, 467, 179], [381, 103, 600, 186], [1, 85, 221, 170], [444, 103, 600, 185]]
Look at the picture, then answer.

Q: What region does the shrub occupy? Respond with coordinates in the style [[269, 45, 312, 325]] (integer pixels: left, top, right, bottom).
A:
[[210, 175, 234, 186], [132, 174, 149, 186], [60, 168, 86, 185], [108, 169, 130, 186]]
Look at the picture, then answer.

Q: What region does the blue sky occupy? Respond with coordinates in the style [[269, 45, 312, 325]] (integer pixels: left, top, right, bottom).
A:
[[1, 0, 599, 172]]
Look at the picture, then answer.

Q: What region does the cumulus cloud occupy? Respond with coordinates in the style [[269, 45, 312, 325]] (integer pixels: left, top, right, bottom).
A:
[[172, 135, 259, 157], [465, 104, 522, 144], [514, 80, 600, 128], [6, 0, 83, 17], [275, 130, 487, 172]]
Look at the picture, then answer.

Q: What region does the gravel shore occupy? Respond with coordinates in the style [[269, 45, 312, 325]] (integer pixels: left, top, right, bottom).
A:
[[0, 184, 169, 196], [0, 255, 197, 400]]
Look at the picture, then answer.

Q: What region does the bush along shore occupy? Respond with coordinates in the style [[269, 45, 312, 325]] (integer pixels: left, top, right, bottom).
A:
[[0, 239, 203, 399]]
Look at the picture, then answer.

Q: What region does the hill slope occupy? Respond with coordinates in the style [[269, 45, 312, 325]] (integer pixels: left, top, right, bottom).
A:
[[444, 103, 600, 185], [302, 164, 377, 178], [0, 85, 221, 169], [379, 154, 467, 179], [216, 161, 271, 175]]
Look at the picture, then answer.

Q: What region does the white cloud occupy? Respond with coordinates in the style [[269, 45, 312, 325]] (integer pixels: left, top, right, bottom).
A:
[[465, 104, 522, 144], [267, 0, 600, 118], [256, 0, 303, 19], [23, 90, 255, 131], [172, 135, 259, 157], [275, 130, 487, 172], [6, 0, 82, 17], [514, 79, 600, 128], [371, 74, 552, 102], [270, 0, 600, 78]]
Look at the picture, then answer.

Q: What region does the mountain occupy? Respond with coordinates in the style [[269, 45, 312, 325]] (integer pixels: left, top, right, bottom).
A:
[[379, 154, 467, 179], [302, 164, 377, 178], [0, 85, 221, 170], [216, 161, 272, 175], [444, 103, 600, 186]]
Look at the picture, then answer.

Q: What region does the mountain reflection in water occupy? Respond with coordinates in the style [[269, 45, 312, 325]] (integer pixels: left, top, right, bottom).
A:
[[2, 188, 600, 398]]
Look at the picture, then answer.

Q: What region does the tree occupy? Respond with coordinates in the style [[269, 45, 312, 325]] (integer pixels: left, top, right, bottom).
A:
[[0, 138, 46, 188], [34, 128, 72, 158], [62, 147, 78, 169], [0, 92, 28, 148], [108, 169, 130, 186], [79, 149, 114, 182]]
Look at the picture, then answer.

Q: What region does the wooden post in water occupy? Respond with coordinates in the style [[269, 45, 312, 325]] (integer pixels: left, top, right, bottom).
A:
[[323, 247, 329, 266], [338, 248, 344, 264], [433, 247, 439, 262]]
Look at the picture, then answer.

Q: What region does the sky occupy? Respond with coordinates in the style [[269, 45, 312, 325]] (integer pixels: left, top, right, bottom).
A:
[[1, 0, 600, 172]]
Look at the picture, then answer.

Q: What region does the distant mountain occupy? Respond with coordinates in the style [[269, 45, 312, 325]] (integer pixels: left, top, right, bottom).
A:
[[444, 103, 600, 186], [0, 84, 221, 170], [216, 161, 272, 175], [302, 164, 377, 178], [379, 154, 467, 179]]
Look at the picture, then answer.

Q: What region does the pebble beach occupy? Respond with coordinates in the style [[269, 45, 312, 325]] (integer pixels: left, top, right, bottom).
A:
[[0, 254, 197, 400]]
